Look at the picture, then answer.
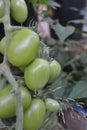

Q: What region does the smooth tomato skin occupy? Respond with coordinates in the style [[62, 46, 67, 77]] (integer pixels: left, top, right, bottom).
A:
[[0, 31, 18, 55], [45, 98, 60, 112], [0, 85, 31, 118], [24, 98, 46, 130], [7, 28, 40, 67], [0, 0, 4, 18], [10, 0, 28, 23], [48, 60, 61, 83], [24, 58, 51, 91]]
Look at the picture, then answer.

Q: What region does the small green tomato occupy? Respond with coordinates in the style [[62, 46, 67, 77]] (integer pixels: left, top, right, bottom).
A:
[[45, 98, 60, 112]]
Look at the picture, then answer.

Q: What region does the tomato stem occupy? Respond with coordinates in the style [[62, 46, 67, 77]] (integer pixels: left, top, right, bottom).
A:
[[0, 0, 24, 130]]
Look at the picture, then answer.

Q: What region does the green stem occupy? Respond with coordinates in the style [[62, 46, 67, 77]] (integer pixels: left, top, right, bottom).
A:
[[1, 0, 23, 130], [3, 0, 12, 63], [0, 63, 18, 89]]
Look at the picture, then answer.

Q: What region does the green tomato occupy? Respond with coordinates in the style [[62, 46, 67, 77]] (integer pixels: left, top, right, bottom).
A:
[[48, 60, 61, 83], [24, 58, 50, 91], [24, 98, 46, 130], [0, 85, 31, 118], [0, 31, 18, 55], [7, 28, 40, 67], [0, 0, 4, 18], [0, 37, 5, 54], [10, 0, 28, 23], [45, 98, 60, 112]]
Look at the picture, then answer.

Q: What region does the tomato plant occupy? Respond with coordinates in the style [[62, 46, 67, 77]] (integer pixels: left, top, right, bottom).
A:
[[10, 0, 28, 23], [23, 98, 46, 130], [24, 58, 51, 91], [0, 1, 63, 130], [0, 0, 4, 18], [45, 98, 60, 112], [7, 28, 40, 67], [0, 85, 31, 118], [48, 60, 61, 83]]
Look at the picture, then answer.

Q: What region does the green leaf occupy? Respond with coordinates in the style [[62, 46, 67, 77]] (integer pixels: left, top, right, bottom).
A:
[[50, 72, 69, 98], [43, 17, 54, 24], [39, 0, 48, 4], [68, 19, 87, 24], [39, 0, 61, 8], [52, 23, 75, 43], [69, 80, 87, 99], [47, 0, 61, 9], [75, 29, 87, 34]]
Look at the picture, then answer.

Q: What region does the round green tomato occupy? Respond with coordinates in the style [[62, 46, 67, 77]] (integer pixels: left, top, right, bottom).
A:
[[0, 85, 31, 118], [10, 0, 28, 23], [45, 98, 60, 112], [0, 0, 4, 18], [24, 58, 50, 91], [0, 37, 5, 54], [48, 60, 61, 83], [24, 98, 46, 130], [7, 28, 40, 67]]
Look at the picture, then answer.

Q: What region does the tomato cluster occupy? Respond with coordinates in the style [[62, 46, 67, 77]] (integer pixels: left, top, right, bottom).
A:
[[0, 1, 61, 130], [0, 27, 61, 130]]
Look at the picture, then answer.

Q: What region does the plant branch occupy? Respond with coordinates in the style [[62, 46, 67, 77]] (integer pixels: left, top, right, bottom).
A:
[[1, 0, 24, 130]]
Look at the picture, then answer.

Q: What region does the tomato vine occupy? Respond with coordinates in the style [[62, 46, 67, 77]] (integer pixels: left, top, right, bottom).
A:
[[0, 1, 23, 130]]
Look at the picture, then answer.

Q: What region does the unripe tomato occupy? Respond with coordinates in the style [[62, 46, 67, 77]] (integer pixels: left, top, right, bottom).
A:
[[24, 58, 51, 91], [0, 85, 31, 118], [0, 31, 18, 55], [0, 0, 4, 18], [0, 37, 5, 54], [45, 98, 60, 112], [7, 28, 40, 67], [24, 98, 46, 130], [10, 0, 28, 23], [48, 60, 61, 83]]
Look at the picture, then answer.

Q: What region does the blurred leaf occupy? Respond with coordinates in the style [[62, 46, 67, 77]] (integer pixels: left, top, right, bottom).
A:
[[80, 54, 87, 65], [39, 0, 61, 8], [52, 23, 75, 43], [40, 113, 58, 130], [43, 17, 54, 24], [75, 29, 87, 34], [39, 0, 48, 4], [46, 37, 56, 46], [68, 19, 87, 24], [47, 0, 61, 9], [50, 72, 69, 98], [69, 80, 87, 99]]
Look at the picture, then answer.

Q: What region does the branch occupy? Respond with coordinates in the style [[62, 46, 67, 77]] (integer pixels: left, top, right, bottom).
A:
[[1, 0, 24, 130]]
